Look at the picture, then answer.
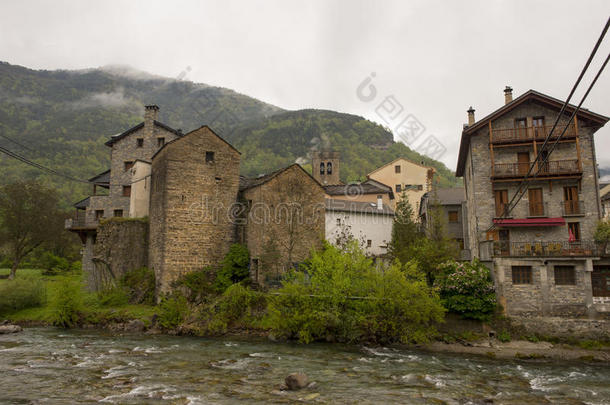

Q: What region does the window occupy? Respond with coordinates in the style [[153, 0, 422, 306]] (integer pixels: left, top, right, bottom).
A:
[[136, 138, 144, 147], [448, 210, 458, 223], [95, 210, 104, 220], [515, 118, 527, 140], [512, 266, 532, 284], [336, 218, 341, 226], [533, 116, 545, 138], [319, 163, 325, 175], [417, 185, 423, 191], [205, 151, 215, 163], [528, 188, 544, 216], [554, 266, 576, 285], [327, 162, 333, 175], [568, 222, 581, 241], [494, 190, 508, 217], [456, 238, 465, 250], [113, 209, 123, 218], [367, 240, 372, 248], [124, 161, 134, 171], [395, 165, 401, 173], [395, 184, 402, 192], [122, 185, 131, 197], [157, 137, 165, 147]]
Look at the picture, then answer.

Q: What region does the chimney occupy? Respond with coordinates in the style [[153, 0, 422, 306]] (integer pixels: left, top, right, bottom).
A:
[[144, 105, 159, 128], [467, 106, 475, 126], [377, 196, 383, 211], [504, 86, 513, 105]]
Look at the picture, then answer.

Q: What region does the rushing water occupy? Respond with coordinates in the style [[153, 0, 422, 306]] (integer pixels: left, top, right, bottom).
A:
[[0, 328, 609, 404]]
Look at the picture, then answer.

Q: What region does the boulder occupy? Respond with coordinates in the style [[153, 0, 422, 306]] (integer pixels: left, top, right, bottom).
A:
[[285, 373, 309, 390], [125, 319, 146, 332], [0, 324, 22, 334]]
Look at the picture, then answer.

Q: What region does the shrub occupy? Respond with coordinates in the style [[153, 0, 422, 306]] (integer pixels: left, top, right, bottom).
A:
[[594, 220, 610, 250], [51, 278, 84, 328], [38, 251, 70, 276], [266, 242, 445, 344], [205, 283, 266, 333], [0, 276, 46, 315], [157, 294, 189, 330], [214, 244, 250, 292], [435, 259, 496, 321], [176, 267, 215, 304], [497, 330, 511, 343], [97, 286, 129, 307], [120, 267, 155, 305]]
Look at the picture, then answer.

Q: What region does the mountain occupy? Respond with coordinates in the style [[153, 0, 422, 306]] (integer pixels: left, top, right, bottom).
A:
[[0, 61, 460, 206]]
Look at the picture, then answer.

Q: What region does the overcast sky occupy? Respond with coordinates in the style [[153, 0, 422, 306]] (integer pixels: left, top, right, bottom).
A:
[[1, 0, 609, 170]]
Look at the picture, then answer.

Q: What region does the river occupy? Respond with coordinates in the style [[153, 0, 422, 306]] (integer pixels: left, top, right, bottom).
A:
[[0, 328, 608, 404]]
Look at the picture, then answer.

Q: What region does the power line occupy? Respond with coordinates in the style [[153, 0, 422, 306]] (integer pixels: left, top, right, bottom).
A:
[[488, 17, 610, 232], [0, 144, 91, 184], [0, 131, 37, 153]]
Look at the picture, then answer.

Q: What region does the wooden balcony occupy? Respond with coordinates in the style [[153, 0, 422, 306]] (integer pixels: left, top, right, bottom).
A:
[[65, 211, 99, 231], [493, 159, 581, 180], [491, 124, 577, 145], [490, 240, 603, 258], [562, 200, 585, 217]]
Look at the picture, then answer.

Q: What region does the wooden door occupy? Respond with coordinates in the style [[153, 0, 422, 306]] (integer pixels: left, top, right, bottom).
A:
[[518, 152, 530, 175], [515, 118, 528, 140], [494, 190, 508, 217], [563, 186, 579, 215], [592, 266, 610, 297], [528, 188, 544, 216]]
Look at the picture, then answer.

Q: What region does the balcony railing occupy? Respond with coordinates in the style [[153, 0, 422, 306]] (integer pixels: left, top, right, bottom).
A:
[[527, 201, 548, 217], [65, 211, 99, 230], [562, 200, 584, 216], [491, 240, 602, 257], [491, 124, 577, 144], [493, 159, 580, 178]]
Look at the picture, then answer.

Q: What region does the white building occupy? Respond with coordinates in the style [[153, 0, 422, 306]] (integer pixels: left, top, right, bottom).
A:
[[325, 198, 394, 256]]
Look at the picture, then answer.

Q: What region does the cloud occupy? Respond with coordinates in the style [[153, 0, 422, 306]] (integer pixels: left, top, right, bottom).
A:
[[69, 88, 130, 109]]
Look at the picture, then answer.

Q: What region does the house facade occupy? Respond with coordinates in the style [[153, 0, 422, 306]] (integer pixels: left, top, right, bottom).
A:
[[419, 187, 470, 260], [456, 87, 610, 317], [367, 157, 434, 214]]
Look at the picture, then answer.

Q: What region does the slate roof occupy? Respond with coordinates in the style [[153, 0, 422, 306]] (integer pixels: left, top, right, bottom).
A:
[[88, 169, 110, 185], [323, 179, 392, 197], [456, 89, 609, 176], [424, 187, 465, 205], [104, 120, 183, 147], [325, 198, 394, 216], [239, 164, 321, 192], [151, 125, 240, 160], [73, 196, 90, 209]]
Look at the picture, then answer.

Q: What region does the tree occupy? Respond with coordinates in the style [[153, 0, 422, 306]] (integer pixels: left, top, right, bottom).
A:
[[388, 192, 421, 264], [0, 181, 64, 279], [594, 220, 610, 253]]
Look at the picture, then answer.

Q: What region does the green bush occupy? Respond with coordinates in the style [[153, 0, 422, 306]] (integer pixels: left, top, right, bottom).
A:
[[266, 241, 445, 344], [214, 244, 250, 292], [38, 251, 70, 276], [97, 286, 129, 307], [51, 278, 84, 328], [0, 276, 46, 315], [176, 267, 215, 304], [435, 259, 497, 321], [205, 283, 266, 333], [497, 330, 511, 343], [120, 267, 155, 305], [157, 294, 189, 330]]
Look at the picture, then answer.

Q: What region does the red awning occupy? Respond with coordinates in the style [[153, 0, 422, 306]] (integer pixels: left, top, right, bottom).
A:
[[493, 218, 566, 227]]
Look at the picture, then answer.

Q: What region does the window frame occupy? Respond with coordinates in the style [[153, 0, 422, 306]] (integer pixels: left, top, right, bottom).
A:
[[448, 210, 459, 223], [568, 222, 581, 241], [157, 137, 165, 147], [205, 151, 215, 163], [136, 138, 144, 148], [512, 265, 532, 285], [395, 165, 401, 174], [395, 184, 402, 193], [113, 209, 123, 218], [554, 265, 576, 285], [122, 185, 131, 197]]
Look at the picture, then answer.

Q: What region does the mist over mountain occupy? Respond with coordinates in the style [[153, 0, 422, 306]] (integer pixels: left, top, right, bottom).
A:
[[0, 61, 459, 206]]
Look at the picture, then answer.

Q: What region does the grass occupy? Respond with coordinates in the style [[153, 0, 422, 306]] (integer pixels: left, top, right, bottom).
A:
[[0, 268, 157, 325]]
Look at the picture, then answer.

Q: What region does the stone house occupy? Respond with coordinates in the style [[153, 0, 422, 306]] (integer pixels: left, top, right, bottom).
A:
[[456, 87, 610, 318], [67, 107, 326, 294], [238, 164, 326, 285], [600, 183, 610, 219], [419, 187, 470, 260], [367, 157, 434, 214]]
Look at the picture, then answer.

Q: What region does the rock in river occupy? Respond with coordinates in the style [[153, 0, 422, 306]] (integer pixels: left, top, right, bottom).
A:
[[285, 373, 309, 390], [0, 324, 22, 334]]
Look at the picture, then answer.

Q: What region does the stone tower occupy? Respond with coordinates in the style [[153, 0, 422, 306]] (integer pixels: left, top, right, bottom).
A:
[[312, 150, 341, 185]]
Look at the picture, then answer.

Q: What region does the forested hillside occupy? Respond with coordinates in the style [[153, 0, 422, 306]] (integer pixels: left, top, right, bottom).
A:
[[0, 61, 459, 207]]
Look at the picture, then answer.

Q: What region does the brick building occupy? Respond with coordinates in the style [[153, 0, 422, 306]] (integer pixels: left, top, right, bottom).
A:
[[456, 88, 610, 317]]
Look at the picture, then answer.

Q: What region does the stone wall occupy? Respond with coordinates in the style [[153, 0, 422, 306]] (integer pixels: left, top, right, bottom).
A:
[[149, 126, 241, 296], [89, 218, 149, 291], [241, 165, 325, 285], [510, 316, 610, 340]]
